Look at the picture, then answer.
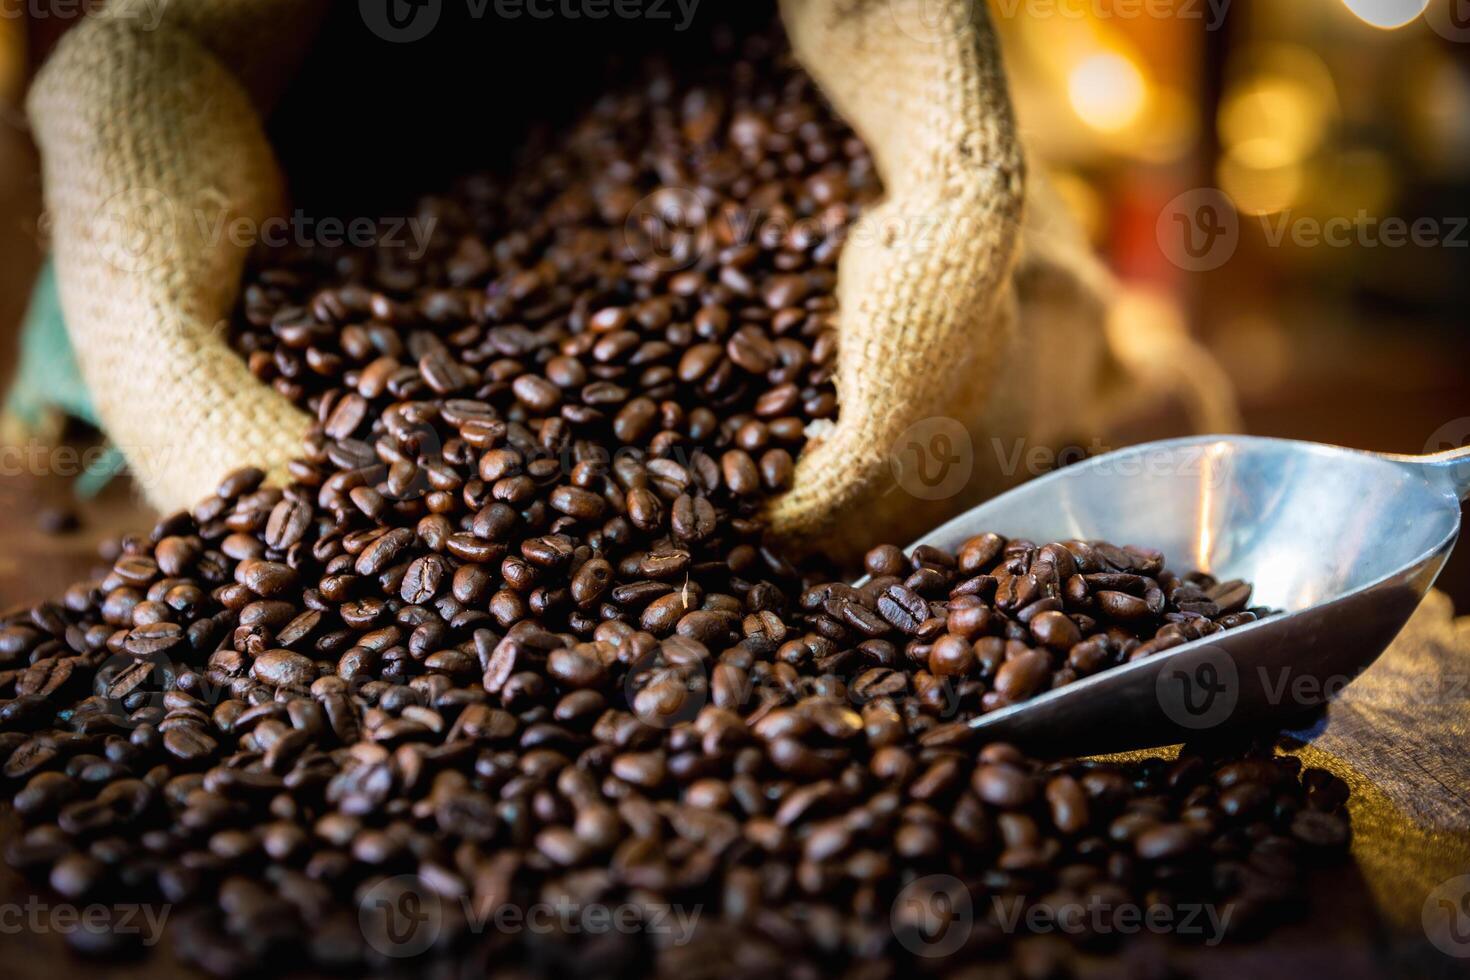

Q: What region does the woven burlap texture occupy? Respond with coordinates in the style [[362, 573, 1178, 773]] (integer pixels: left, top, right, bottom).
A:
[[28, 0, 1234, 555], [27, 0, 325, 511]]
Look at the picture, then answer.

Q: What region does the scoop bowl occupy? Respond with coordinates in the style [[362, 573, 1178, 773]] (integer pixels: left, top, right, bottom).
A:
[[901, 435, 1470, 754]]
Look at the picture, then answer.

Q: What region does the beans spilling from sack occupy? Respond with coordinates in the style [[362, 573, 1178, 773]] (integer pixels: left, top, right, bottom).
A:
[[0, 25, 1346, 977]]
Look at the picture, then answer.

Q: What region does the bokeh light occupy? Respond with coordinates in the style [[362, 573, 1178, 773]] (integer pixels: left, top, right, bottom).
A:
[[1218, 145, 1304, 216], [1219, 75, 1331, 164], [1339, 0, 1431, 29], [1068, 52, 1147, 133], [1215, 45, 1339, 217]]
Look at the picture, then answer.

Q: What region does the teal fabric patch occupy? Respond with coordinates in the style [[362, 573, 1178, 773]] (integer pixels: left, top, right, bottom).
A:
[[6, 259, 124, 497], [7, 259, 96, 428]]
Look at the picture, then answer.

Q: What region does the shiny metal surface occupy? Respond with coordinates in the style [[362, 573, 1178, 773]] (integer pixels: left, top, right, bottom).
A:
[[901, 435, 1470, 754]]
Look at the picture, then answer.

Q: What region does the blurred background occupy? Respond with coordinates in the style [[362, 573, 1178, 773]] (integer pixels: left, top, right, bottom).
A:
[[0, 0, 1466, 602], [992, 0, 1470, 597]]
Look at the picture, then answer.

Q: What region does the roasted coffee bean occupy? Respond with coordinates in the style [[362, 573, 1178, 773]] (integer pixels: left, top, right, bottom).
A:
[[973, 763, 1035, 808], [670, 495, 717, 543], [721, 450, 761, 496], [1030, 610, 1081, 650], [1134, 823, 1201, 860], [0, 24, 1322, 980], [251, 650, 317, 689], [236, 559, 297, 597], [928, 635, 975, 677], [162, 726, 218, 763], [994, 649, 1052, 701], [401, 555, 448, 604], [876, 584, 929, 634], [124, 622, 185, 658]]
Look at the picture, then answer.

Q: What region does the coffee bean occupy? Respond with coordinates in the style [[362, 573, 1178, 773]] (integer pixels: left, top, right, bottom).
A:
[[973, 764, 1035, 808], [721, 450, 760, 496], [550, 486, 605, 521], [355, 528, 414, 576], [1030, 611, 1082, 650], [217, 467, 265, 500], [928, 635, 975, 676], [1291, 810, 1350, 849], [162, 726, 218, 763], [124, 622, 184, 658], [251, 650, 317, 689], [876, 584, 929, 634], [611, 751, 666, 788], [547, 648, 608, 689], [0, 23, 1320, 979], [50, 852, 105, 900], [1097, 590, 1151, 620], [1045, 775, 1089, 834], [1134, 823, 1200, 860], [994, 649, 1051, 700], [401, 555, 448, 604], [236, 560, 298, 597], [957, 533, 1005, 574], [670, 495, 717, 543]]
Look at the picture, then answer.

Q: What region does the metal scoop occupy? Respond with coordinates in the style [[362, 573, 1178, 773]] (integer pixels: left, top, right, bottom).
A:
[[904, 435, 1470, 754]]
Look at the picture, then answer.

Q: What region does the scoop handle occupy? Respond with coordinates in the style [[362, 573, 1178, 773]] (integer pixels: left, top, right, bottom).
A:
[[1398, 446, 1470, 501]]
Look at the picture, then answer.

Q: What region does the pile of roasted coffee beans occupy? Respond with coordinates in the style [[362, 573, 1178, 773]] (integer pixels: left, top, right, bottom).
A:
[[0, 23, 1346, 979], [823, 537, 1270, 716], [232, 26, 870, 479]]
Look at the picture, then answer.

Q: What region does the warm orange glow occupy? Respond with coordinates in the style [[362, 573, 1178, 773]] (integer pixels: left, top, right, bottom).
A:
[[0, 19, 23, 106], [1219, 145, 1304, 217], [1132, 87, 1198, 164], [1049, 172, 1106, 245], [1220, 78, 1331, 165]]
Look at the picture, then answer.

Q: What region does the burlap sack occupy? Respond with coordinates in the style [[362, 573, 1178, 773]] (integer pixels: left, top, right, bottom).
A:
[[26, 0, 324, 509], [28, 0, 1236, 558]]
